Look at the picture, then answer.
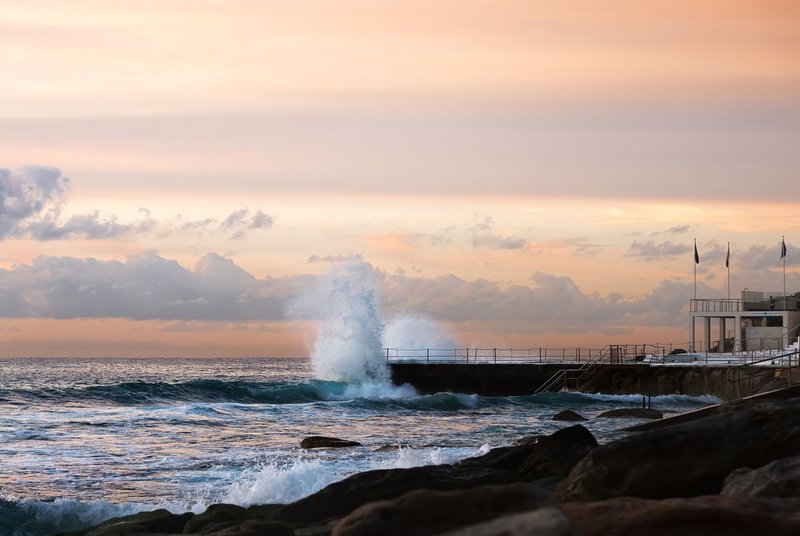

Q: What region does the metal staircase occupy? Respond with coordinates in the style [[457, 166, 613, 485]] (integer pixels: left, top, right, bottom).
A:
[[535, 344, 629, 393]]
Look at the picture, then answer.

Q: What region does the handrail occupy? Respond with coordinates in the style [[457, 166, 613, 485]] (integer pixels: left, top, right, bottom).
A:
[[385, 342, 692, 365], [726, 348, 800, 398]]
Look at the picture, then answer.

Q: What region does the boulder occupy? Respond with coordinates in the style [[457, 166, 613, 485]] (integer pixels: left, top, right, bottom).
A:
[[552, 410, 587, 421], [457, 425, 597, 485], [596, 408, 663, 419], [183, 504, 249, 533], [516, 425, 598, 484], [300, 436, 362, 449], [183, 503, 283, 534], [331, 483, 554, 536], [721, 455, 800, 497], [203, 521, 294, 536], [441, 507, 580, 536], [563, 496, 800, 536], [273, 465, 514, 523], [557, 399, 800, 502], [68, 509, 194, 535]]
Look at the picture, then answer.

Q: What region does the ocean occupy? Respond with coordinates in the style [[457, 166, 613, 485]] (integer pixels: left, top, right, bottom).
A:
[[0, 357, 718, 535]]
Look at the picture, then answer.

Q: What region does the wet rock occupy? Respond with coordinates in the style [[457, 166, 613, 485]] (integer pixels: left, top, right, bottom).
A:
[[442, 507, 580, 536], [300, 436, 362, 449], [332, 483, 553, 536], [184, 504, 249, 533], [721, 455, 800, 497], [69, 509, 194, 535], [557, 399, 800, 502], [273, 465, 514, 523], [516, 425, 598, 484], [204, 520, 294, 536], [457, 425, 597, 486], [596, 408, 663, 419], [563, 496, 800, 536], [552, 410, 587, 421]]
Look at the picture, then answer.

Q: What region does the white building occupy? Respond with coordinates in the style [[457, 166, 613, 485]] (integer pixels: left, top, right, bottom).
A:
[[689, 290, 800, 352]]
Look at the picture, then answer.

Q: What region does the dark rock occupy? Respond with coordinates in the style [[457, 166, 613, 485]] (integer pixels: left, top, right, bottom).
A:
[[668, 348, 687, 355], [596, 408, 663, 419], [71, 509, 194, 535], [563, 496, 800, 536], [184, 504, 249, 533], [204, 520, 294, 536], [552, 410, 587, 421], [721, 455, 800, 497], [273, 465, 514, 523], [300, 436, 362, 449], [457, 425, 597, 485], [517, 425, 598, 484], [331, 483, 554, 536], [441, 507, 580, 536], [557, 399, 800, 502]]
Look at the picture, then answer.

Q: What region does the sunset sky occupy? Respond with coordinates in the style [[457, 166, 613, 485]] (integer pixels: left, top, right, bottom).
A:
[[1, 0, 798, 356]]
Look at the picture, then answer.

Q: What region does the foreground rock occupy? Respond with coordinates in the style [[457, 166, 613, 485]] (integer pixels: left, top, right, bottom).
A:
[[557, 399, 800, 502], [300, 436, 362, 449], [457, 425, 598, 486], [277, 425, 597, 523], [595, 408, 663, 419], [332, 483, 554, 536], [60, 509, 194, 535], [722, 455, 800, 497], [273, 465, 514, 523], [442, 508, 579, 536], [563, 496, 800, 536]]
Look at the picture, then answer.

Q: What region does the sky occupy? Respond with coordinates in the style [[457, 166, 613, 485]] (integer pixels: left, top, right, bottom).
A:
[[0, 0, 799, 356]]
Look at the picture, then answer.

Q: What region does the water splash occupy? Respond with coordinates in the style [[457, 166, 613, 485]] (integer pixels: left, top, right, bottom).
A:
[[295, 258, 456, 388], [384, 314, 455, 350], [307, 259, 389, 384]]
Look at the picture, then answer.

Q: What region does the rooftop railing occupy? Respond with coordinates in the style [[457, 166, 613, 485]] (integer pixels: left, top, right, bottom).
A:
[[690, 297, 800, 313]]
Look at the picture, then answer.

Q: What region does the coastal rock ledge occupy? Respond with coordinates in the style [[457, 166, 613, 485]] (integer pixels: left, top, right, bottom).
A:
[[62, 398, 800, 536]]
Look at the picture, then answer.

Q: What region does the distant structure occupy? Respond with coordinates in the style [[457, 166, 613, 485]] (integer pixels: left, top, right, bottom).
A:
[[689, 290, 800, 352]]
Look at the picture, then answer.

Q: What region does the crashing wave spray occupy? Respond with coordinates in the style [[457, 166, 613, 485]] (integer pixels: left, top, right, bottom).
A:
[[307, 259, 389, 384], [383, 314, 455, 350]]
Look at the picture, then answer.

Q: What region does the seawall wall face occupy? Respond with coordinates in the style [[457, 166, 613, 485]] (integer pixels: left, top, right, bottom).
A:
[[389, 363, 782, 400]]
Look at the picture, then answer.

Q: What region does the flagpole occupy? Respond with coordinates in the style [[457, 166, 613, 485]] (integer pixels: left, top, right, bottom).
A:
[[783, 236, 786, 308], [693, 238, 697, 299], [727, 241, 730, 300]]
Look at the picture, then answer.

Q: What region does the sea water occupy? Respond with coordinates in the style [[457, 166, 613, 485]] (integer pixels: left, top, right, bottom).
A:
[[0, 261, 718, 534], [0, 357, 718, 535]]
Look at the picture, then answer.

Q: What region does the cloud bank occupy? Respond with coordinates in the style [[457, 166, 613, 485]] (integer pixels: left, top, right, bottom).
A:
[[0, 166, 273, 241], [0, 253, 714, 338]]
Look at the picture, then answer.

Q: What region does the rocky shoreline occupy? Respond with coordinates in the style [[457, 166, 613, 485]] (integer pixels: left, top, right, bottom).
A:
[[59, 398, 800, 535]]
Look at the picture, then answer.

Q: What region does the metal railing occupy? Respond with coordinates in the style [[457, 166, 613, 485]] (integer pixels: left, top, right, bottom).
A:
[[726, 349, 800, 399], [690, 296, 800, 312], [385, 343, 688, 365]]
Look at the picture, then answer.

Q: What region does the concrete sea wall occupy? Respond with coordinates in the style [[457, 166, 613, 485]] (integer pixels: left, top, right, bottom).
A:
[[389, 363, 783, 400]]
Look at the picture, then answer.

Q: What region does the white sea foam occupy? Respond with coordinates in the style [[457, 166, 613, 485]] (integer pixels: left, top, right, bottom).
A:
[[220, 458, 344, 507]]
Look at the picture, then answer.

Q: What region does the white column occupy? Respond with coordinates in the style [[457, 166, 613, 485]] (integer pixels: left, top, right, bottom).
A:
[[734, 314, 743, 352], [720, 317, 726, 351], [704, 317, 712, 352]]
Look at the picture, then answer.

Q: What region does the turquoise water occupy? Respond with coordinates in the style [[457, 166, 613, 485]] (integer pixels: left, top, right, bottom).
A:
[[0, 357, 717, 535]]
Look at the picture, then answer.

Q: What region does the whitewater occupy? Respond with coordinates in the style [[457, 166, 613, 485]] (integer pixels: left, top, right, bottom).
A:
[[0, 261, 717, 535]]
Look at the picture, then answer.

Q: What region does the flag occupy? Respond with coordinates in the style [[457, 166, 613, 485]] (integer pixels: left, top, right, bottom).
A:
[[694, 243, 699, 264], [725, 243, 730, 268], [781, 237, 787, 259]]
